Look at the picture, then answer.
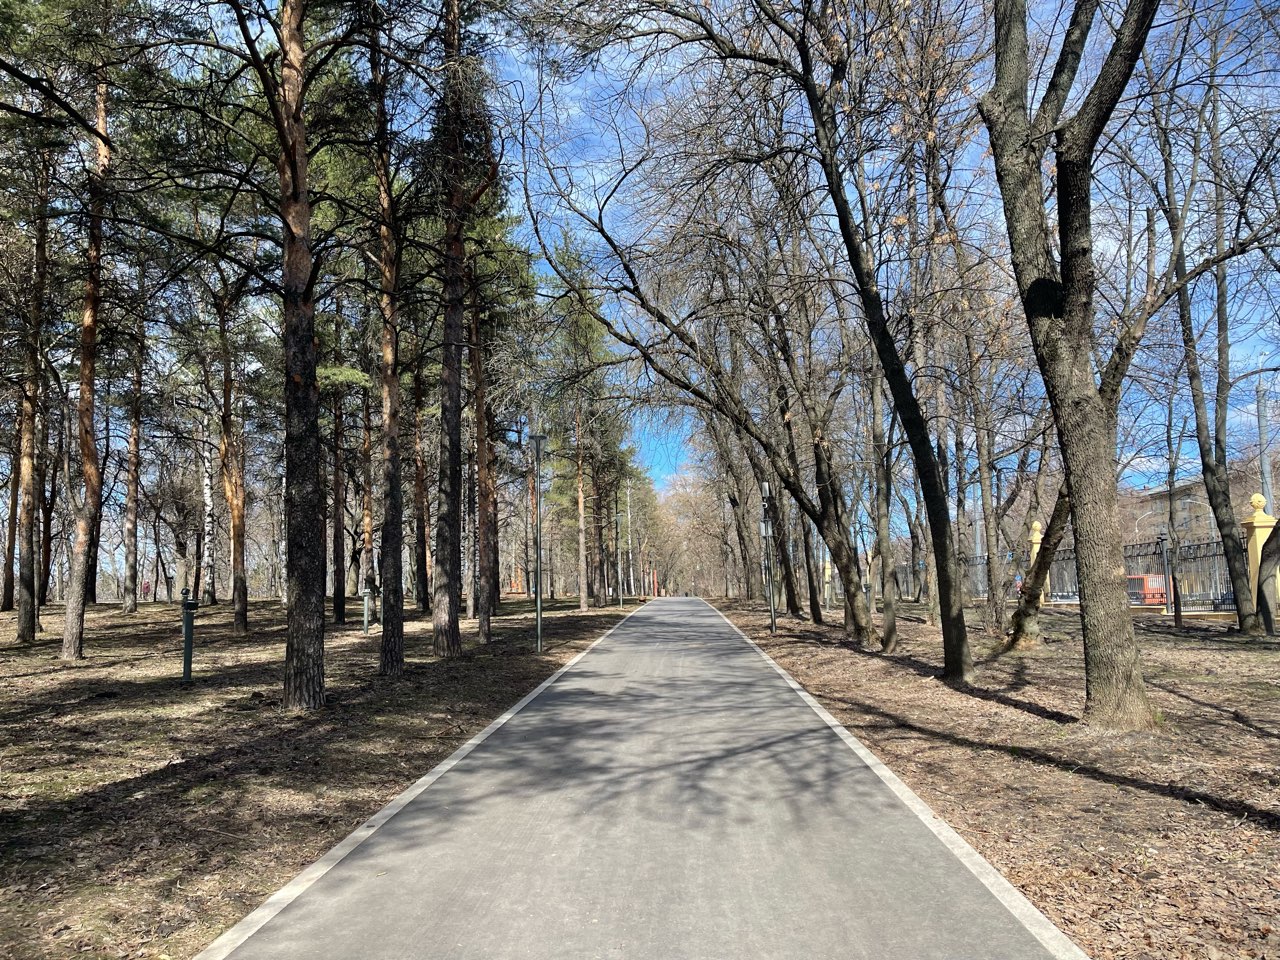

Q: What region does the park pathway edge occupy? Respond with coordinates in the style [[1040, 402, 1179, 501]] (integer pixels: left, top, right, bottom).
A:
[[704, 599, 1090, 960], [192, 602, 648, 960]]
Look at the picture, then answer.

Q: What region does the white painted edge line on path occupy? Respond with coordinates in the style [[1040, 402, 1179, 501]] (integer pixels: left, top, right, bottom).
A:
[[701, 600, 1091, 960], [194, 602, 650, 960]]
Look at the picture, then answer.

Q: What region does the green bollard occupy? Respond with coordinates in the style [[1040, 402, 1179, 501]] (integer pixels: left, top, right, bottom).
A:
[[181, 588, 198, 682]]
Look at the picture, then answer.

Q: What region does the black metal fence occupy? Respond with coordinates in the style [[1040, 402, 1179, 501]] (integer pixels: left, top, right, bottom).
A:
[[958, 538, 1236, 613]]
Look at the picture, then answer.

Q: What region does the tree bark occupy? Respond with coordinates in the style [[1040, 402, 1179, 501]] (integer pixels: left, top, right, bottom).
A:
[[274, 0, 326, 708], [200, 417, 218, 606], [361, 388, 375, 597], [803, 70, 970, 683], [122, 288, 143, 614], [576, 410, 589, 611], [332, 314, 347, 624], [1006, 483, 1069, 649], [62, 75, 109, 660], [412, 362, 430, 613], [980, 0, 1158, 727], [870, 372, 898, 652], [470, 293, 496, 640], [432, 0, 470, 658], [371, 11, 403, 674], [217, 299, 247, 633], [3, 420, 19, 612]]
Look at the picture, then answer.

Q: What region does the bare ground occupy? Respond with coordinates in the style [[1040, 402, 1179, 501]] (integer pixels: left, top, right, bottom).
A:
[[0, 596, 630, 960], [713, 599, 1280, 960]]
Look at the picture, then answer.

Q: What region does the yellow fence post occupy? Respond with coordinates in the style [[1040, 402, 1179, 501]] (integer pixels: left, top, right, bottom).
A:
[[1028, 520, 1046, 603], [1242, 493, 1276, 607]]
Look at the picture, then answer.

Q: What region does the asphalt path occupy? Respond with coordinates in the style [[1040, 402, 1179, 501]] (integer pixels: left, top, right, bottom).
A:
[[199, 597, 1087, 960]]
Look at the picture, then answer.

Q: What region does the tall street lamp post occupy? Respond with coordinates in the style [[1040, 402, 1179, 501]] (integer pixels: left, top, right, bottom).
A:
[[531, 433, 547, 653]]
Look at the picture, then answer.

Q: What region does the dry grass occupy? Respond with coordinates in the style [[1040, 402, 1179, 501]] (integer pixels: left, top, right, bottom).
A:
[[714, 599, 1280, 960], [0, 595, 631, 960]]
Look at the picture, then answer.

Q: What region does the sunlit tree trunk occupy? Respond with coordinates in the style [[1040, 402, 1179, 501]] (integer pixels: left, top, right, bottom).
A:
[[470, 294, 496, 640], [62, 75, 110, 661], [122, 286, 143, 614], [413, 363, 430, 613], [870, 372, 898, 652], [332, 313, 346, 624], [218, 301, 247, 633], [2, 422, 19, 613], [980, 0, 1159, 726], [371, 11, 403, 674], [576, 409, 589, 611]]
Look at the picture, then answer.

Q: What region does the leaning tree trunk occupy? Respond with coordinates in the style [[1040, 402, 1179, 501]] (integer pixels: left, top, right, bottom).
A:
[[870, 371, 899, 652], [63, 74, 109, 661], [1255, 524, 1280, 634], [805, 81, 970, 684], [1006, 484, 1070, 650]]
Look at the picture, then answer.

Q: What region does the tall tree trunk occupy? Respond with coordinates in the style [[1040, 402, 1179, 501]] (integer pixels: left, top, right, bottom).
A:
[[218, 303, 247, 633], [1170, 92, 1257, 634], [122, 294, 143, 614], [975, 419, 1004, 633], [771, 492, 801, 616], [361, 389, 375, 597], [470, 294, 495, 641], [332, 315, 347, 624], [2, 420, 19, 612], [805, 79, 970, 683], [576, 413, 589, 611], [593, 467, 607, 606], [15, 354, 37, 645], [62, 75, 109, 660], [34, 407, 51, 617], [276, 0, 326, 708], [465, 432, 477, 619], [432, 0, 473, 658], [371, 13, 403, 674], [412, 363, 430, 613], [799, 513, 823, 624], [200, 417, 217, 606], [870, 373, 898, 652], [981, 0, 1158, 727]]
